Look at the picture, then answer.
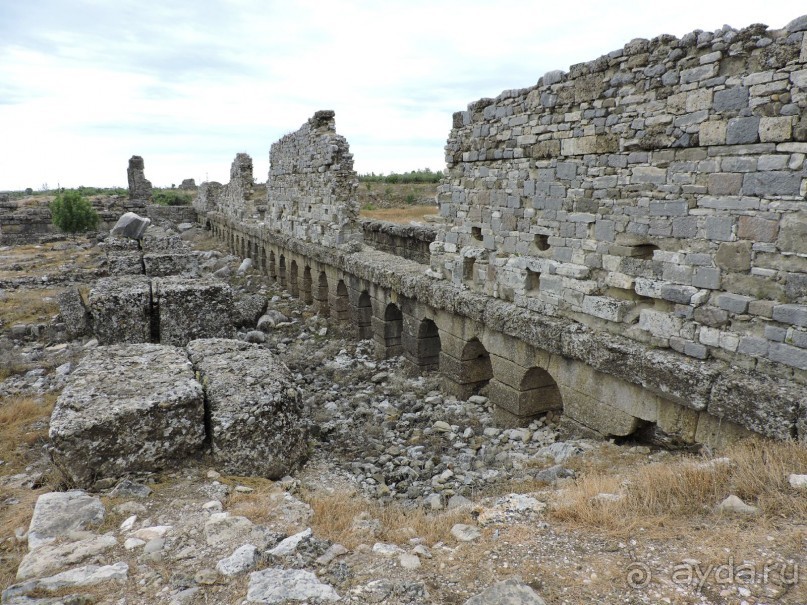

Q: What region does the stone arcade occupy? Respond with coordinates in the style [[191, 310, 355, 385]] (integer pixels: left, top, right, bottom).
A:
[[197, 18, 807, 448]]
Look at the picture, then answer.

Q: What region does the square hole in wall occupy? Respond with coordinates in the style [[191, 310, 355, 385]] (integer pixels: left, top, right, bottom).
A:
[[533, 233, 550, 252], [526, 268, 541, 293], [463, 257, 476, 282], [471, 226, 483, 241]]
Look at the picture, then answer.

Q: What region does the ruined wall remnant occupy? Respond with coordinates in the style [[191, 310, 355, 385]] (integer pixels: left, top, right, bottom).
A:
[[430, 16, 807, 379], [127, 156, 153, 202], [266, 110, 362, 249]]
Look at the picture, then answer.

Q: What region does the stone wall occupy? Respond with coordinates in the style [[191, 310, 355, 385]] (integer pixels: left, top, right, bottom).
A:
[[430, 16, 807, 380], [360, 219, 437, 264], [266, 110, 362, 249]]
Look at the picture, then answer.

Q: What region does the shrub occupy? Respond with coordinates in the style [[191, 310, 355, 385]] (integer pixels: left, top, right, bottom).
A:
[[49, 190, 99, 235], [152, 189, 193, 206]]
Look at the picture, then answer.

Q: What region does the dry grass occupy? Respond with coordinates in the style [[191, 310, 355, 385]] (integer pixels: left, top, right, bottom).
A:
[[0, 395, 56, 467], [551, 438, 807, 534], [305, 490, 473, 549], [0, 287, 62, 329], [0, 240, 100, 280], [360, 205, 438, 224], [0, 395, 58, 590]]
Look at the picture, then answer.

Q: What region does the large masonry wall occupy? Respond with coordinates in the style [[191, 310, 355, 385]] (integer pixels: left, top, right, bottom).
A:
[[430, 17, 807, 380], [266, 110, 362, 249]]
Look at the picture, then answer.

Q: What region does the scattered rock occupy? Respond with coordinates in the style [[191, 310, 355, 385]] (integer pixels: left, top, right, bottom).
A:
[[716, 494, 759, 516], [464, 577, 546, 605], [111, 212, 151, 240], [216, 544, 259, 576], [450, 524, 481, 542], [27, 491, 105, 550], [246, 568, 340, 603]]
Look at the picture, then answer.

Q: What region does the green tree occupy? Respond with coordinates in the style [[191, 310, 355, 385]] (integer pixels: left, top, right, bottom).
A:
[[49, 189, 99, 236]]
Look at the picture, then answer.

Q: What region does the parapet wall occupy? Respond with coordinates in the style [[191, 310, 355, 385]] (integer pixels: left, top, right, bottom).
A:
[[430, 16, 807, 379], [266, 110, 362, 249]]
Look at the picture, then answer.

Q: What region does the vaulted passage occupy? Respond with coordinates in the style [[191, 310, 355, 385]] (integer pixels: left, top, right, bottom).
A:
[[301, 266, 313, 304], [489, 364, 563, 426], [315, 272, 329, 316], [357, 291, 372, 340], [268, 251, 276, 281], [278, 255, 286, 288], [332, 280, 349, 321], [375, 303, 403, 358], [289, 260, 299, 297], [406, 318, 440, 372]]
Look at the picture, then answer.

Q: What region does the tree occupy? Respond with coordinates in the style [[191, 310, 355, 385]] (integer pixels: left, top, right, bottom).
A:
[[49, 189, 99, 236]]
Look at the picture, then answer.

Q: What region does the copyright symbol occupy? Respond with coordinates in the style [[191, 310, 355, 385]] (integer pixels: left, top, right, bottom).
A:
[[626, 562, 651, 588]]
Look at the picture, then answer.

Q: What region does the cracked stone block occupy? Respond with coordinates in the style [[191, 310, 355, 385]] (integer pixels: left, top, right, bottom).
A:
[[154, 277, 234, 346], [49, 344, 205, 488], [88, 276, 152, 345], [186, 339, 308, 478]]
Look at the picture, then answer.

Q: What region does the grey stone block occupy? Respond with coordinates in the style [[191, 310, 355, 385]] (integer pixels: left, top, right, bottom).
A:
[[772, 304, 807, 327], [186, 339, 307, 478], [704, 217, 734, 241], [737, 336, 769, 357], [660, 284, 698, 304], [692, 267, 721, 289], [49, 344, 205, 488], [713, 87, 749, 111], [768, 342, 807, 370], [88, 276, 152, 345], [764, 324, 787, 342], [717, 293, 755, 313], [742, 172, 803, 197], [726, 117, 760, 145], [154, 277, 234, 346], [649, 201, 688, 216], [683, 341, 709, 359]]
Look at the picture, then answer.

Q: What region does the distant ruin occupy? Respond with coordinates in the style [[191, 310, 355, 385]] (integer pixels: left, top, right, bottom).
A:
[[127, 155, 153, 202], [197, 15, 807, 447]]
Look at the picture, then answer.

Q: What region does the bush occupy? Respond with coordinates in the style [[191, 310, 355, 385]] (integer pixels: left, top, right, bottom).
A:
[[358, 168, 442, 184], [49, 190, 99, 235], [152, 189, 193, 206]]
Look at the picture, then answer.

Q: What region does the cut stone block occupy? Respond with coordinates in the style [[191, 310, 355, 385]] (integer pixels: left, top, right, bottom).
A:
[[49, 344, 205, 488], [110, 211, 151, 239], [154, 277, 234, 346], [143, 253, 199, 277], [88, 276, 152, 345], [186, 339, 308, 478]]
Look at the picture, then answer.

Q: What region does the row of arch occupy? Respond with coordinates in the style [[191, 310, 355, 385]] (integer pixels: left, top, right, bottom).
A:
[[208, 219, 565, 427]]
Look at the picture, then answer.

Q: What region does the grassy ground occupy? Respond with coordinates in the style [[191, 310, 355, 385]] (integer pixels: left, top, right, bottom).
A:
[[360, 205, 438, 223]]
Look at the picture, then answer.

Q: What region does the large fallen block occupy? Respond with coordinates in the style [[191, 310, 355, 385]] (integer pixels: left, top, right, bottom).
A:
[[154, 277, 233, 346], [49, 344, 205, 488], [143, 252, 199, 277], [186, 339, 308, 477], [88, 276, 152, 344]]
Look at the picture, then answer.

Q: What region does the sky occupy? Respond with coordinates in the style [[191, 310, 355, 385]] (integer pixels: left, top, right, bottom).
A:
[[0, 1, 805, 190]]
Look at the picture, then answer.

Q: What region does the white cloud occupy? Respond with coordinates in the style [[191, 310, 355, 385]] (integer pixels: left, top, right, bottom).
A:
[[0, 0, 804, 189]]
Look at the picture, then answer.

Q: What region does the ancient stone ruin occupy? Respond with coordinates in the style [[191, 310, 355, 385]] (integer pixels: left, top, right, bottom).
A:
[[195, 16, 807, 448], [127, 155, 153, 202]]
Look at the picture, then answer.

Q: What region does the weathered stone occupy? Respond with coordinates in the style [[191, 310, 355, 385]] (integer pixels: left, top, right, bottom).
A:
[[714, 241, 752, 272], [3, 562, 128, 602], [186, 339, 307, 477], [88, 276, 152, 345], [153, 277, 234, 346], [27, 491, 105, 551], [127, 156, 152, 202], [57, 287, 91, 340], [464, 578, 546, 605], [110, 212, 151, 240], [17, 535, 117, 580], [246, 568, 340, 603], [49, 344, 205, 487], [216, 544, 259, 576]]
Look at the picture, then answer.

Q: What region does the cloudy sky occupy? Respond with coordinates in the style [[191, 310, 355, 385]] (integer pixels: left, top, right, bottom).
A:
[[0, 1, 804, 190]]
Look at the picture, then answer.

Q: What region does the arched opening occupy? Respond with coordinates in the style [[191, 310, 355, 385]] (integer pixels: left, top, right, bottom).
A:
[[301, 266, 313, 304], [357, 291, 372, 339], [519, 367, 563, 414], [289, 260, 299, 297], [204, 220, 211, 231], [268, 251, 277, 281], [379, 303, 403, 357], [332, 280, 349, 321], [278, 255, 287, 288], [460, 338, 492, 394], [315, 272, 329, 316], [416, 318, 441, 371]]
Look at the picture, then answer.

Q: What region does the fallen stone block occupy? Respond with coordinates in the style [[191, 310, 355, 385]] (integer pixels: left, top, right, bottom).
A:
[[110, 211, 151, 239], [49, 344, 205, 487], [186, 339, 307, 477], [88, 276, 152, 344], [154, 277, 233, 346]]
